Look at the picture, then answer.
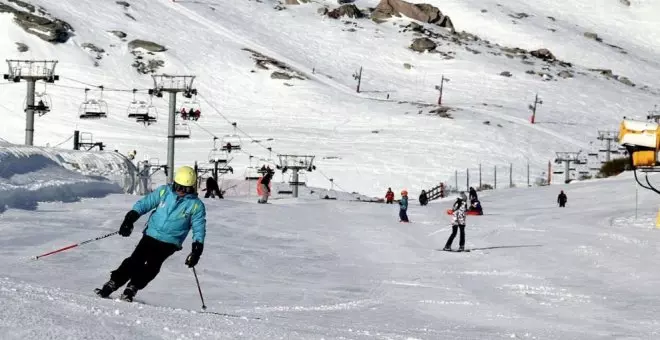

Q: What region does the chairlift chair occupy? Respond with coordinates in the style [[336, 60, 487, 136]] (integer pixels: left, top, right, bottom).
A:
[[24, 92, 52, 116], [179, 96, 201, 121], [208, 148, 229, 164], [79, 87, 108, 119], [174, 120, 191, 139], [244, 166, 261, 180]]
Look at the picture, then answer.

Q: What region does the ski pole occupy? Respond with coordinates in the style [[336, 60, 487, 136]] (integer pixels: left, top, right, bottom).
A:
[[33, 231, 119, 260], [192, 267, 207, 310]]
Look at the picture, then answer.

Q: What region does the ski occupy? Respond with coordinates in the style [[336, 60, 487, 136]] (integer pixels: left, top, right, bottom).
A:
[[200, 311, 262, 320], [437, 248, 471, 253]]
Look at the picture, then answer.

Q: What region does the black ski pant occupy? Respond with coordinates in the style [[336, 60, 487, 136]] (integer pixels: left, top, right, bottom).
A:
[[445, 224, 465, 248], [110, 235, 178, 291], [559, 202, 566, 207], [399, 209, 409, 222]]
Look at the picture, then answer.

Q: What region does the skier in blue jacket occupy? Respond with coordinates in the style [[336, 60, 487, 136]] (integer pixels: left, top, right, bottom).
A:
[[399, 190, 410, 222], [95, 166, 207, 302]]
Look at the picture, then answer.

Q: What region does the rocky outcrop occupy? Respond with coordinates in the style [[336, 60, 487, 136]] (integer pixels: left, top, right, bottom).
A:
[[128, 39, 167, 52], [410, 37, 436, 52], [530, 48, 555, 61], [327, 4, 364, 19], [0, 1, 74, 43], [15, 42, 28, 52], [109, 30, 127, 39], [372, 0, 454, 32], [285, 0, 309, 4]]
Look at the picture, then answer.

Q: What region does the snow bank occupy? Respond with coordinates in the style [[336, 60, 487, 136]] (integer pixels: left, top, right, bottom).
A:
[[0, 144, 137, 213]]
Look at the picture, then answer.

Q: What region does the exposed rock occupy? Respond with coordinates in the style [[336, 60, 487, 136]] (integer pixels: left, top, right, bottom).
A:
[[317, 7, 328, 15], [481, 9, 487, 13], [15, 42, 28, 52], [429, 106, 453, 118], [500, 71, 512, 77], [131, 50, 164, 74], [583, 31, 602, 42], [525, 70, 535, 74], [589, 68, 613, 77], [483, 120, 491, 125], [271, 72, 293, 80], [0, 2, 74, 43], [327, 4, 364, 19], [403, 63, 412, 69], [116, 1, 130, 8], [243, 48, 308, 79], [620, 0, 631, 6], [530, 48, 555, 61], [410, 37, 436, 52], [81, 42, 104, 54], [128, 39, 166, 52], [285, 0, 309, 4], [372, 0, 455, 33], [616, 76, 635, 87], [125, 13, 136, 20], [109, 30, 127, 39], [557, 70, 573, 78], [547, 16, 556, 21], [509, 12, 529, 19], [408, 22, 424, 32]]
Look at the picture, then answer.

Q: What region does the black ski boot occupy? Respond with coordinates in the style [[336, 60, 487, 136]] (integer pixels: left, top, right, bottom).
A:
[[120, 285, 138, 302], [95, 280, 117, 298], [458, 246, 465, 252], [443, 246, 451, 251]]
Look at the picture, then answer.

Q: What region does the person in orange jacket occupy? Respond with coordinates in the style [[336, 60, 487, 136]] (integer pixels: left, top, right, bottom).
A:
[[385, 188, 394, 204]]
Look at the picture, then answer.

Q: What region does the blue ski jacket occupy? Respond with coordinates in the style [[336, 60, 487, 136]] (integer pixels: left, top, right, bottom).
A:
[[132, 184, 206, 249], [399, 196, 408, 210]]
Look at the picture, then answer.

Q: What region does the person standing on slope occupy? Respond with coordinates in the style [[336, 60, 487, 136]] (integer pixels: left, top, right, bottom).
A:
[[469, 187, 478, 202], [444, 193, 467, 251], [399, 190, 410, 222], [258, 167, 274, 204], [95, 166, 206, 302], [419, 190, 429, 206], [385, 188, 395, 204], [557, 190, 567, 208]]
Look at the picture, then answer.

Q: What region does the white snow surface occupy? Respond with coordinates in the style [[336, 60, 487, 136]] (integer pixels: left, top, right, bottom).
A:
[[1, 167, 660, 339], [0, 0, 658, 196]]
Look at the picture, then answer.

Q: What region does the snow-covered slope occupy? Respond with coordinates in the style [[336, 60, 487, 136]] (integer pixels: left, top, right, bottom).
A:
[[1, 169, 660, 339], [0, 0, 658, 196]]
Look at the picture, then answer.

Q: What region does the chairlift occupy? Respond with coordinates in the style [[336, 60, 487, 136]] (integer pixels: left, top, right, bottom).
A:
[[128, 89, 158, 125], [24, 85, 52, 116], [174, 119, 191, 139], [221, 122, 242, 152], [208, 137, 229, 163], [244, 166, 261, 180], [79, 87, 108, 119], [179, 95, 201, 121]]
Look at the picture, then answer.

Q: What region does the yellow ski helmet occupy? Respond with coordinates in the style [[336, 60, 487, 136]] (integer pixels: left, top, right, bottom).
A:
[[174, 166, 197, 187]]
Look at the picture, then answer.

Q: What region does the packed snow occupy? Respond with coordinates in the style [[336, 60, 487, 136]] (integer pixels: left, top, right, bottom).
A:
[[2, 0, 660, 338]]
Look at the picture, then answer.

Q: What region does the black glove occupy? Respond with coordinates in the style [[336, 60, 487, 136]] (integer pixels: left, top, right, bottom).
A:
[[185, 242, 204, 268], [119, 210, 140, 237]]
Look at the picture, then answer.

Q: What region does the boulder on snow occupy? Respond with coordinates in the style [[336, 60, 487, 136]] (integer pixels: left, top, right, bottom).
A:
[[271, 72, 293, 80], [530, 48, 555, 61], [410, 37, 436, 52], [0, 2, 74, 43], [500, 71, 512, 77], [109, 30, 127, 39], [327, 4, 364, 19], [128, 39, 167, 52], [583, 31, 603, 42], [15, 42, 28, 52], [371, 0, 455, 33], [285, 0, 309, 4]]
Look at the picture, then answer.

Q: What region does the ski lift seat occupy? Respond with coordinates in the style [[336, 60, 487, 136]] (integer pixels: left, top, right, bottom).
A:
[[174, 122, 191, 139], [79, 99, 108, 119]]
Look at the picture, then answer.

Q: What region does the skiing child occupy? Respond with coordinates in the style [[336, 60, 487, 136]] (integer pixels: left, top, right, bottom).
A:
[[95, 166, 207, 302], [203, 176, 223, 199], [444, 193, 467, 251], [557, 190, 567, 207], [399, 190, 410, 222], [385, 188, 395, 204]]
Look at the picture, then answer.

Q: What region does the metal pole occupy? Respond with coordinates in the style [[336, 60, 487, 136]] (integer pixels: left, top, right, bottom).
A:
[[606, 138, 611, 162], [292, 168, 299, 198], [25, 79, 36, 145], [479, 163, 482, 189], [527, 161, 530, 187], [494, 166, 497, 189], [73, 130, 80, 150], [356, 67, 362, 93], [438, 75, 444, 105], [509, 163, 513, 188], [466, 168, 470, 191], [564, 160, 570, 184], [455, 170, 458, 192], [635, 181, 638, 220], [167, 91, 177, 184]]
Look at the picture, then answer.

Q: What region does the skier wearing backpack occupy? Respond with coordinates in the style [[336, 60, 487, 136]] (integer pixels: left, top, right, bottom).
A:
[[444, 193, 467, 251], [95, 166, 207, 302]]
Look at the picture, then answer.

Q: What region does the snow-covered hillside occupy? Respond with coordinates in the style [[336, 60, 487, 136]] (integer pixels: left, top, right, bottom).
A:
[[0, 0, 658, 196], [2, 154, 660, 338]]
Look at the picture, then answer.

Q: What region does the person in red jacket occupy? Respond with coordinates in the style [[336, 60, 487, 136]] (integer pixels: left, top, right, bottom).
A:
[[385, 187, 394, 204]]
